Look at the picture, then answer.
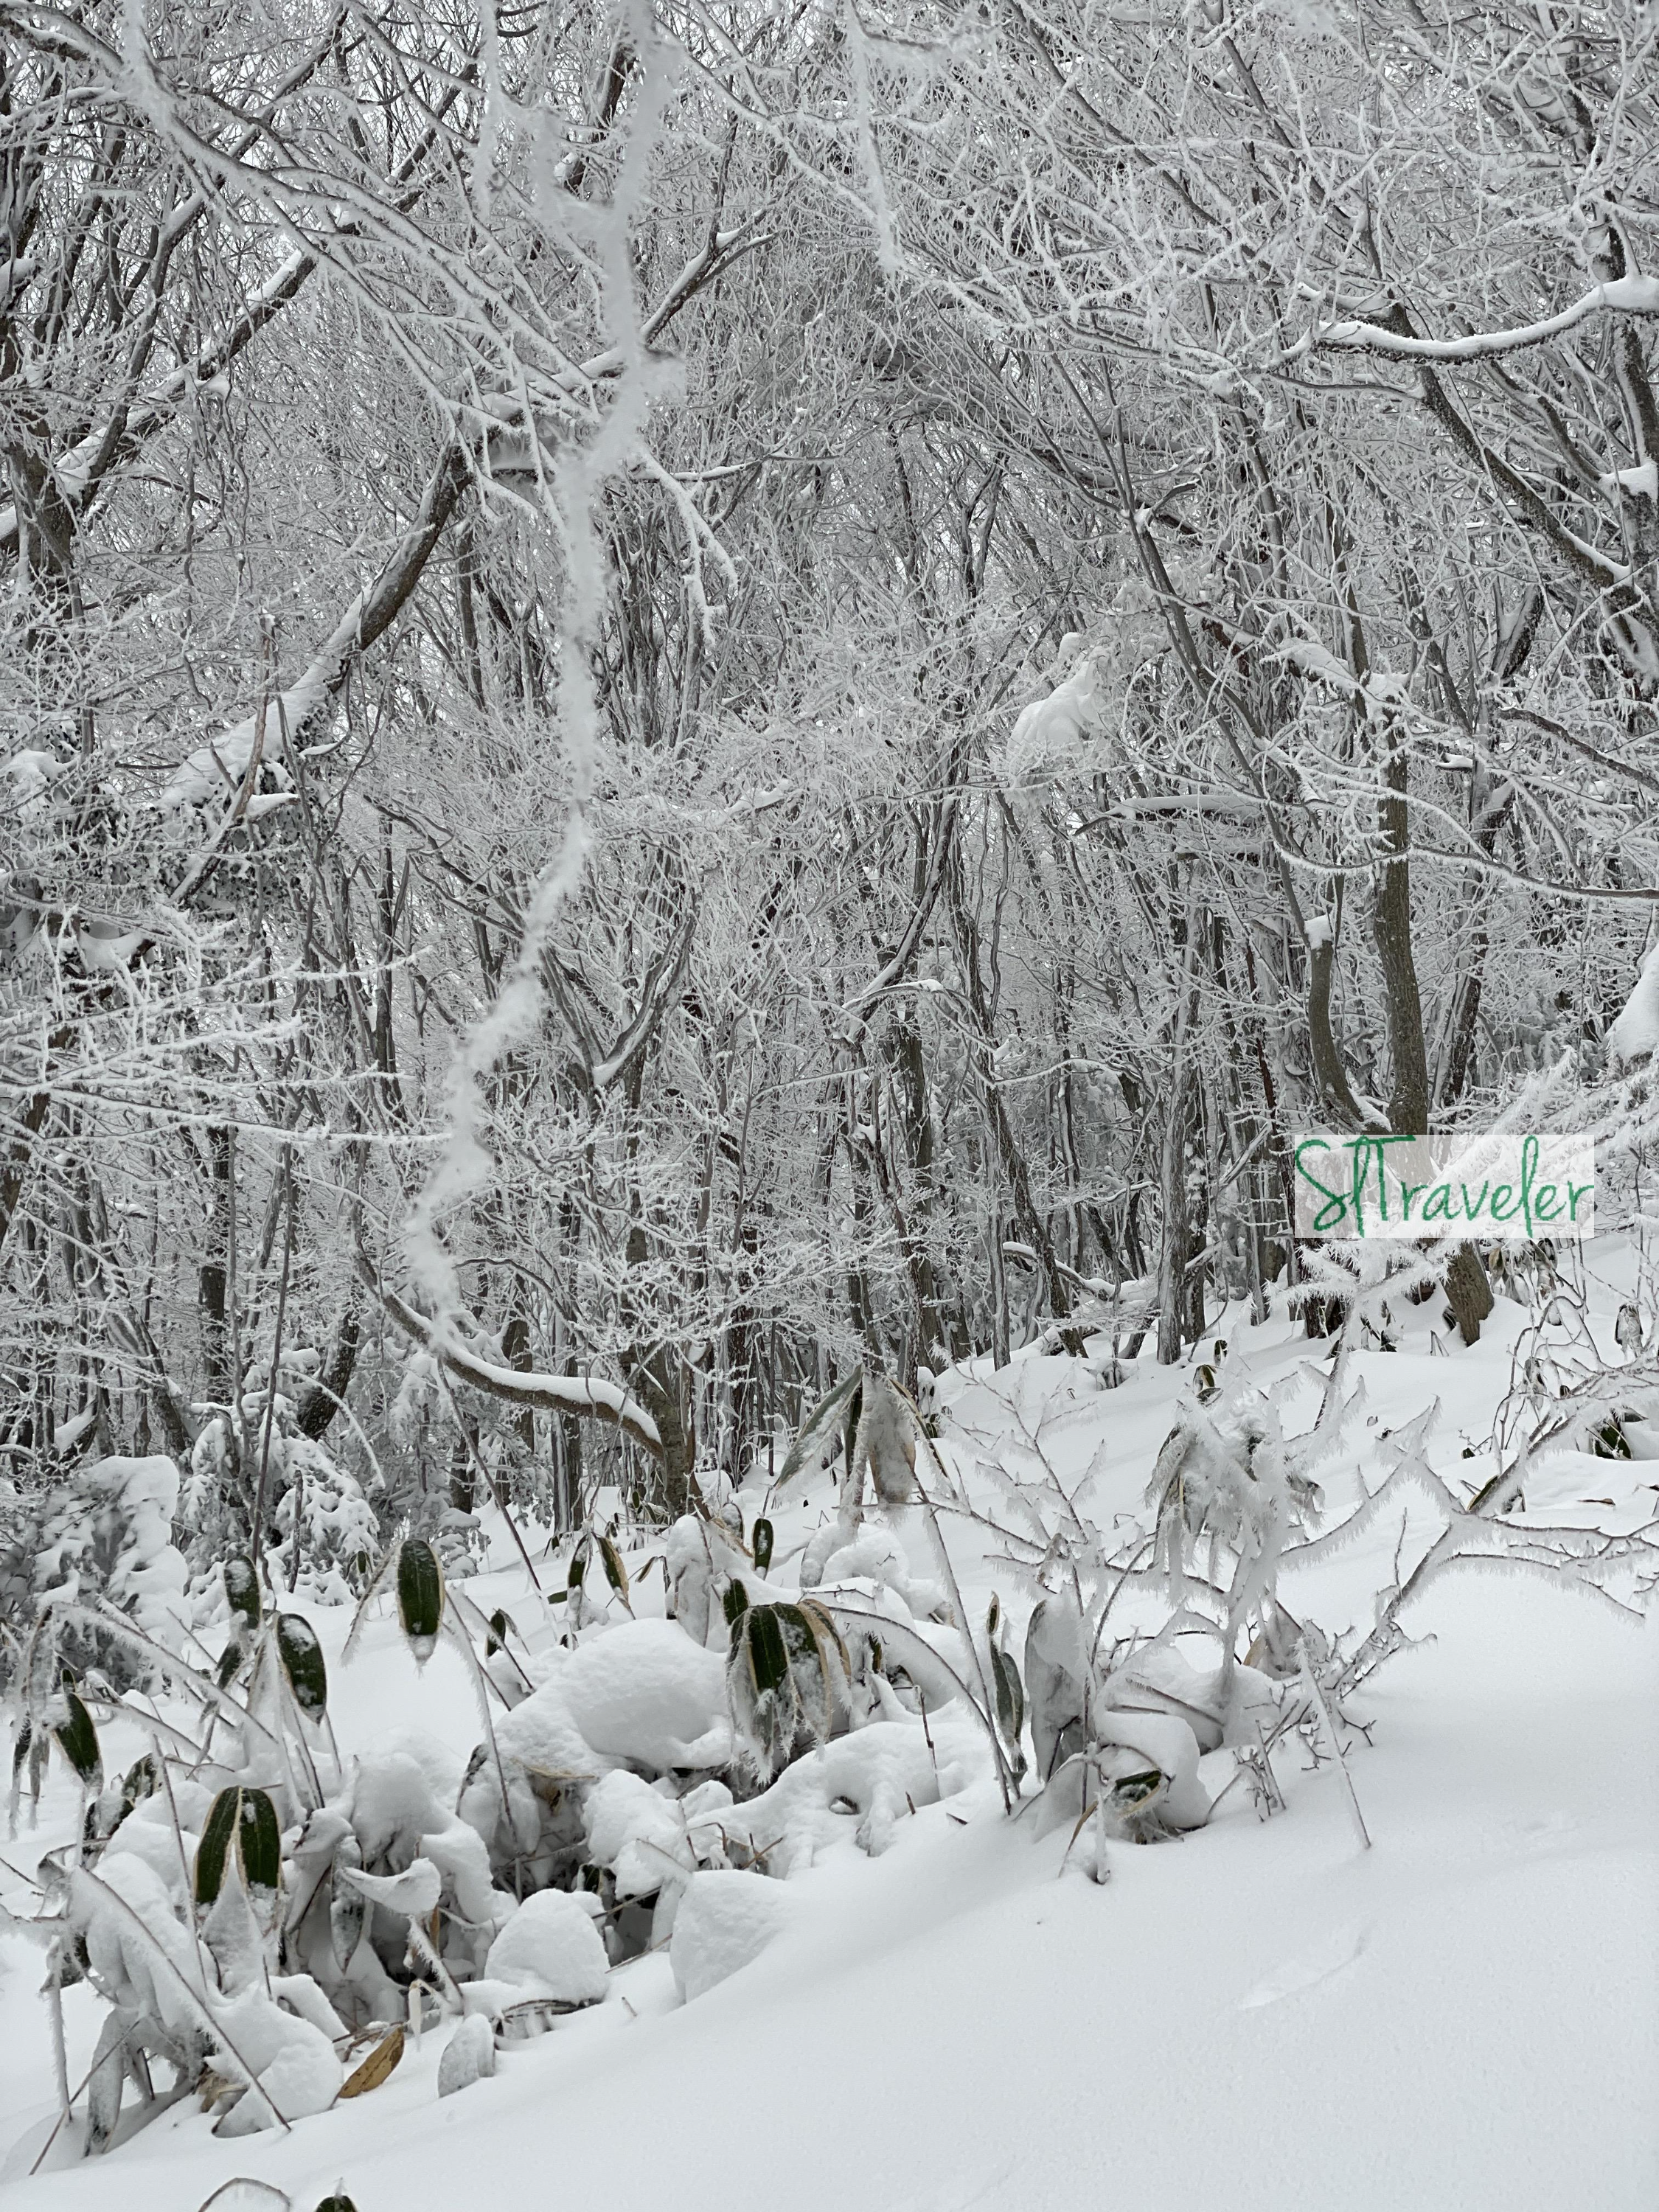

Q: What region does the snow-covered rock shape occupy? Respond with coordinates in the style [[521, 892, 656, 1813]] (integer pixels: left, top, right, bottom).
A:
[[437, 2011, 497, 2096], [481, 1618, 732, 1791], [670, 1869, 796, 2002], [484, 1888, 610, 2004], [1607, 939, 1659, 1068], [715, 1712, 981, 1877], [211, 1988, 344, 2131]]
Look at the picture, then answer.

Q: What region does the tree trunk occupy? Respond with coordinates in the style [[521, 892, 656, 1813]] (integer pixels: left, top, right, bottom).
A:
[[1373, 742, 1431, 1139], [1155, 1088, 1189, 1366], [1444, 1244, 1495, 1347]]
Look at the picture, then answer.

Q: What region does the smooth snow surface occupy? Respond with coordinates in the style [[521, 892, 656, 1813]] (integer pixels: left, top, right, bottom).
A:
[[3, 1254, 1656, 2212]]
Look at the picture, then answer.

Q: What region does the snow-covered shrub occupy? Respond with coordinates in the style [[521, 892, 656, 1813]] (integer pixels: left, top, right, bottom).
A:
[[184, 1396, 378, 1601], [478, 1889, 609, 2008], [269, 1439, 378, 1601], [1, 1455, 190, 1692], [725, 1596, 848, 1783], [43, 1314, 1633, 2166], [32, 1455, 189, 1641]]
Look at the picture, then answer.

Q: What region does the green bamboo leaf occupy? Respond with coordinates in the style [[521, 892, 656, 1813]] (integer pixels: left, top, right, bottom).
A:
[[276, 1613, 327, 1719], [115, 1753, 161, 1833], [777, 1603, 832, 1739], [314, 2195, 358, 2211], [796, 1596, 848, 1669], [195, 1784, 281, 1903], [223, 1554, 262, 1630], [723, 1578, 750, 1627], [485, 1607, 515, 1657], [742, 1604, 790, 1697], [194, 1787, 239, 1905], [990, 1644, 1019, 1742], [395, 1538, 445, 1660], [751, 1516, 774, 1574], [54, 1680, 101, 1787], [236, 1786, 282, 1892], [986, 1592, 1001, 1639]]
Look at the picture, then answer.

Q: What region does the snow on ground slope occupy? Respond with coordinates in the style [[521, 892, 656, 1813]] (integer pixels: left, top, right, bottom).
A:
[[3, 1250, 1656, 2211]]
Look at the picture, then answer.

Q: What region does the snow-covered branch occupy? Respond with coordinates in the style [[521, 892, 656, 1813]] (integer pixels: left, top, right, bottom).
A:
[[1309, 274, 1659, 363]]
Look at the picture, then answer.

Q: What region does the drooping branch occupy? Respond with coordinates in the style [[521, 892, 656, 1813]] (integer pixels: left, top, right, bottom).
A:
[[361, 1257, 665, 1463]]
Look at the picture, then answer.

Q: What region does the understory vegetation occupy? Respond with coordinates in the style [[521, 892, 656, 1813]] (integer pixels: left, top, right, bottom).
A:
[[2, 0, 1659, 2193]]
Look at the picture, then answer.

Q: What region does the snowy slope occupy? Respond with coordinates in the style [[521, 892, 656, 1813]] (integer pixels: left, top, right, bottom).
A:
[[3, 1257, 1655, 2212]]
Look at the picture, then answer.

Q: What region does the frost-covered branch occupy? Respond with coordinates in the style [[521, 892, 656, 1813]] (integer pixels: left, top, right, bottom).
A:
[[1308, 274, 1659, 363]]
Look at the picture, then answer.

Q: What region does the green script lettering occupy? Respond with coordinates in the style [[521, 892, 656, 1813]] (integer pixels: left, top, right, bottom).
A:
[[1370, 1135, 1414, 1225], [1519, 1135, 1540, 1237], [1423, 1184, 1455, 1222], [1534, 1183, 1561, 1222], [1346, 1138, 1374, 1237], [1295, 1140, 1348, 1233], [1489, 1184, 1518, 1222], [1461, 1181, 1490, 1219], [1401, 1183, 1427, 1219], [1568, 1180, 1593, 1221]]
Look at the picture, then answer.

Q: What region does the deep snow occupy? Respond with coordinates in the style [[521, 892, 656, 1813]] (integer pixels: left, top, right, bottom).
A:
[[3, 1251, 1655, 2212]]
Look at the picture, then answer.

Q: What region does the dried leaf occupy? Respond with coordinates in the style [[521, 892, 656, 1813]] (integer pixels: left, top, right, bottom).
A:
[[597, 1532, 630, 1600], [338, 2024, 404, 2098]]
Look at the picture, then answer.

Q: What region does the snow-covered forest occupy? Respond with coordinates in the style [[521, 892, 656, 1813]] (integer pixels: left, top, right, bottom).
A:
[[1, 3, 1656, 2206]]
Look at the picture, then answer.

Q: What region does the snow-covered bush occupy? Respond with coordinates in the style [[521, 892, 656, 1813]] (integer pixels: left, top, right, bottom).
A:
[[1, 1455, 189, 1693], [10, 1308, 1652, 2168], [184, 1394, 378, 1602]]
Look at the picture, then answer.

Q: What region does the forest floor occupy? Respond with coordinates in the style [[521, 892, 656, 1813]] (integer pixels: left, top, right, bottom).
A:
[[3, 1248, 1656, 2212]]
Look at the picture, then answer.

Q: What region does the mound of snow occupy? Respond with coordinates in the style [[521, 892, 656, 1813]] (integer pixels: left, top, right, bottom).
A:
[[723, 1711, 984, 1875], [584, 1770, 693, 1899], [484, 1889, 609, 2004], [559, 1618, 732, 1770], [670, 1870, 796, 2002]]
